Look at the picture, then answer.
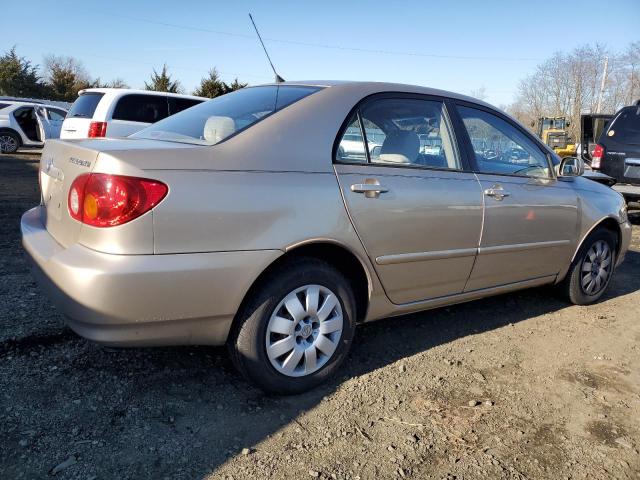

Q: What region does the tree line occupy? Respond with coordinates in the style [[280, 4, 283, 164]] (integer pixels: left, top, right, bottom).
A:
[[0, 47, 247, 102], [508, 42, 639, 139]]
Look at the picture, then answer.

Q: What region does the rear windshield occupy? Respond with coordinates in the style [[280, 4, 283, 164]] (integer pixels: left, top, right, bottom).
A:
[[67, 92, 104, 118], [132, 85, 321, 145], [606, 107, 640, 144]]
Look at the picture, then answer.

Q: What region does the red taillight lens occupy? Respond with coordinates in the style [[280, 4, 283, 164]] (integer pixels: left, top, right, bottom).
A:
[[88, 121, 107, 138], [68, 173, 168, 227], [591, 144, 604, 169]]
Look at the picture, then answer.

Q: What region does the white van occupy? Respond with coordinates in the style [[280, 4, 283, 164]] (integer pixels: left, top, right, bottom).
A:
[[61, 89, 207, 139]]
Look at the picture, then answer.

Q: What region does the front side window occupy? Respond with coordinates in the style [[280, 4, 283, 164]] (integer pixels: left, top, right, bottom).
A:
[[133, 85, 321, 145], [336, 98, 460, 169], [112, 94, 169, 124], [458, 105, 551, 178]]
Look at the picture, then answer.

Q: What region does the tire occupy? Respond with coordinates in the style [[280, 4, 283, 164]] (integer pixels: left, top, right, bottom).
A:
[[228, 257, 357, 395], [0, 130, 20, 154], [559, 228, 617, 305]]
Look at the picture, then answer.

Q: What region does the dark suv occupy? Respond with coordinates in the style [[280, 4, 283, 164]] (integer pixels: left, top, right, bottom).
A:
[[592, 102, 640, 202]]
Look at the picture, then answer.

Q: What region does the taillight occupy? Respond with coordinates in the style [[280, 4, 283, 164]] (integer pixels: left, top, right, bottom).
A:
[[68, 173, 168, 227], [88, 121, 107, 138], [591, 144, 604, 169]]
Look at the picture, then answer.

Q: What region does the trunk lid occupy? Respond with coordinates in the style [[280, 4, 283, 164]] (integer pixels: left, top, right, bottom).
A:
[[39, 140, 99, 247]]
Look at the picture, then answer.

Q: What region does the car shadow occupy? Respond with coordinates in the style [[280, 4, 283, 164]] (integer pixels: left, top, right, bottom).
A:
[[18, 248, 634, 479]]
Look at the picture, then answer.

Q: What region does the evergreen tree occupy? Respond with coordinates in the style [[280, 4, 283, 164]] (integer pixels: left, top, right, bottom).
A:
[[193, 68, 228, 98], [145, 64, 182, 93], [193, 69, 247, 98], [0, 47, 47, 97]]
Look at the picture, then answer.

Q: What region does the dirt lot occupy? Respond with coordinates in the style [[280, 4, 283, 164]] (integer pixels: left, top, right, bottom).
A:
[[1, 152, 639, 480]]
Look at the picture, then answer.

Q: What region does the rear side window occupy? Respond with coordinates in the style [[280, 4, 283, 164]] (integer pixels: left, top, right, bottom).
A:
[[67, 93, 104, 118], [606, 107, 640, 144], [168, 97, 204, 115], [48, 108, 67, 121], [112, 94, 169, 123], [0, 102, 10, 110]]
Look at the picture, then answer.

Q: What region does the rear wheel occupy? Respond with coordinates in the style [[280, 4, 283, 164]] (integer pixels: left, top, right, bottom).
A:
[[228, 257, 356, 394], [559, 229, 617, 305], [0, 131, 20, 154]]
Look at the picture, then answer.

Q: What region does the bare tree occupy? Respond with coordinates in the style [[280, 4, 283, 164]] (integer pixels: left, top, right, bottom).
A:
[[508, 42, 636, 141], [43, 55, 93, 102]]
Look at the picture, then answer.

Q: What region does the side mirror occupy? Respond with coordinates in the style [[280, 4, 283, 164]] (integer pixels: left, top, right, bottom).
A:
[[559, 156, 585, 177]]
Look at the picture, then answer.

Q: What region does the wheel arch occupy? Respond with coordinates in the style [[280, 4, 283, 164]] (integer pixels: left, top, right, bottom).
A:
[[571, 216, 622, 263], [0, 127, 23, 144], [233, 240, 372, 333]]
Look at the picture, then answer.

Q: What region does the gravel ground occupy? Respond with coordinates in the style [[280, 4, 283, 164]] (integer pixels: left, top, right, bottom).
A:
[[1, 152, 639, 480]]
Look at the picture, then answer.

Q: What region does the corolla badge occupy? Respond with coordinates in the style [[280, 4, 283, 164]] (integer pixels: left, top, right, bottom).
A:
[[69, 157, 91, 168]]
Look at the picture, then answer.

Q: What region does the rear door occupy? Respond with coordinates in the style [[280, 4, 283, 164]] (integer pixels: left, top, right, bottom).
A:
[[108, 94, 169, 137], [600, 107, 640, 186], [62, 92, 104, 139], [453, 102, 578, 290], [334, 94, 483, 304]]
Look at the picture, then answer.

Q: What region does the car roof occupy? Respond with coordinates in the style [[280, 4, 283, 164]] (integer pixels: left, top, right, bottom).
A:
[[0, 101, 67, 111], [254, 80, 497, 110], [77, 88, 208, 101]]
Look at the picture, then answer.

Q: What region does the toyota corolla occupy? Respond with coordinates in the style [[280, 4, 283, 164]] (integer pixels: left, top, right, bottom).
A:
[[21, 81, 632, 394]]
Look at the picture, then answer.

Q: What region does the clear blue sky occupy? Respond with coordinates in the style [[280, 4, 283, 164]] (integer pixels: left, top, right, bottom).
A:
[[4, 0, 639, 106]]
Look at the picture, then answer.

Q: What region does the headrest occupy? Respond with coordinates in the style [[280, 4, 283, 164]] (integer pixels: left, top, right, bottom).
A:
[[379, 130, 420, 164], [203, 116, 235, 143]]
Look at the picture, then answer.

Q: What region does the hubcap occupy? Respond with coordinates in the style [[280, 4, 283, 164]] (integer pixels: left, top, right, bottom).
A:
[[265, 284, 343, 377], [0, 135, 17, 153], [580, 240, 612, 295]]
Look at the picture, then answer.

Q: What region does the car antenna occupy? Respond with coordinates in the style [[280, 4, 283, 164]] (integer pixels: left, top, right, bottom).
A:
[[249, 13, 285, 83]]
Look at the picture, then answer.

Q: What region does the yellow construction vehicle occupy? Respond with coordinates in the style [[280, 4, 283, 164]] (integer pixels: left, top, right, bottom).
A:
[[534, 116, 577, 157]]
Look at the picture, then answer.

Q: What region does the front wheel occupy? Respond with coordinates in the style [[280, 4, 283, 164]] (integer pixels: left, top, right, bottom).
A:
[[228, 257, 356, 395], [559, 229, 617, 305]]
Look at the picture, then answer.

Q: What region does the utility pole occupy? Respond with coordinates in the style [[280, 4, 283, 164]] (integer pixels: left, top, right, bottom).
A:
[[595, 56, 609, 113]]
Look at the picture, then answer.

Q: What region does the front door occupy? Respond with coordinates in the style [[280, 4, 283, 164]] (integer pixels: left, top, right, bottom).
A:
[[334, 95, 483, 304], [454, 103, 579, 291]]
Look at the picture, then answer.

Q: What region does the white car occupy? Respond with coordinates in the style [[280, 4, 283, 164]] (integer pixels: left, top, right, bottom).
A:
[[0, 102, 68, 153], [60, 89, 207, 140]]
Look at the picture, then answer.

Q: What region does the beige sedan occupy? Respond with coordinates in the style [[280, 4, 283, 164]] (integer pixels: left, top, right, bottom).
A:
[[21, 81, 631, 394]]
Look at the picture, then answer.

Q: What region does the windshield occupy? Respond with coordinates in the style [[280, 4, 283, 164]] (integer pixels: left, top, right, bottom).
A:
[[132, 85, 322, 145]]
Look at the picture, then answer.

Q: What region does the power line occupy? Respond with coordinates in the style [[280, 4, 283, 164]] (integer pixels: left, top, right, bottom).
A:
[[14, 42, 273, 81], [104, 12, 543, 63]]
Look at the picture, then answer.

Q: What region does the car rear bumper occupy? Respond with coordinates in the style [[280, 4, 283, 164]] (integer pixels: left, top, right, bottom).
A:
[[21, 206, 282, 347]]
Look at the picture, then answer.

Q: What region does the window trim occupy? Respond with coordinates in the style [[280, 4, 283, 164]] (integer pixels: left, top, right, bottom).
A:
[[332, 92, 471, 173], [450, 100, 557, 180]]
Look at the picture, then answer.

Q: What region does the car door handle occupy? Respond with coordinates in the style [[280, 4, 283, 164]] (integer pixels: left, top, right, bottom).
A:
[[350, 182, 389, 198], [484, 186, 510, 200]]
